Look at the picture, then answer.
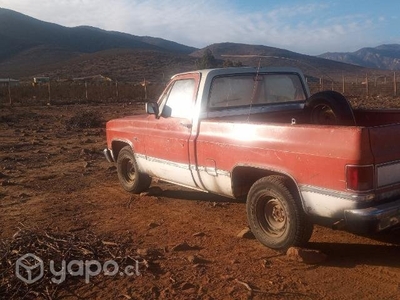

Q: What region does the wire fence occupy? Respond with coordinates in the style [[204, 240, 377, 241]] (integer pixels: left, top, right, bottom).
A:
[[1, 72, 399, 106], [0, 81, 165, 105], [307, 73, 399, 97]]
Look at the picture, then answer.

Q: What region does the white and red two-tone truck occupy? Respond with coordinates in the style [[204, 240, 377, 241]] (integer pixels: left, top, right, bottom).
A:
[[104, 67, 400, 250]]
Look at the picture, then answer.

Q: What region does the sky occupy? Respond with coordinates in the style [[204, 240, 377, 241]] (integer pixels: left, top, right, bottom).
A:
[[0, 0, 399, 55]]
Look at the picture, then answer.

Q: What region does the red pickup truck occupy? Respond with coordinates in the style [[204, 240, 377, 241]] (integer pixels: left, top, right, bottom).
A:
[[104, 67, 400, 250]]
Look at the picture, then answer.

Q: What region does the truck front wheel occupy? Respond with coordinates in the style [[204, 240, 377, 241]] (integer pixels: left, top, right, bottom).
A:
[[246, 176, 313, 250], [117, 146, 151, 193]]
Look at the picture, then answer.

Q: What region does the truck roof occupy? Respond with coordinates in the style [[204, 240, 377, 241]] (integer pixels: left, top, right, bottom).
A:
[[171, 67, 304, 79]]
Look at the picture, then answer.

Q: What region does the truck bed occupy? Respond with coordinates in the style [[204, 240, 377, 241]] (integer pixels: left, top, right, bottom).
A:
[[207, 107, 400, 127], [197, 108, 400, 198]]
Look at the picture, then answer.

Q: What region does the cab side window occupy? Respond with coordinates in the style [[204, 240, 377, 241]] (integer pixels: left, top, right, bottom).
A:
[[164, 79, 195, 119]]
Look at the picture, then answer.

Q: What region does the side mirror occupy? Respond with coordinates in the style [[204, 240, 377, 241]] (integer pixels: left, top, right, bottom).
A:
[[145, 102, 160, 117]]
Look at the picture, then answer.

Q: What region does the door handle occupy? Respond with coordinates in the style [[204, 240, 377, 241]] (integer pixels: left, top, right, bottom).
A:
[[180, 122, 192, 129]]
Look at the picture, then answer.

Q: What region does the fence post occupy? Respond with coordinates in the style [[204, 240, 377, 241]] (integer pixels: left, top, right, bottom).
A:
[[320, 76, 324, 91], [115, 81, 119, 101], [142, 78, 148, 100], [365, 73, 369, 96], [85, 81, 88, 101], [8, 78, 12, 105], [394, 72, 397, 97], [48, 81, 51, 105], [342, 75, 345, 94]]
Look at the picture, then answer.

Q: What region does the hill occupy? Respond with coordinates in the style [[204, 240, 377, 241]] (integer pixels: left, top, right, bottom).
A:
[[319, 44, 400, 70], [0, 8, 197, 79], [191, 43, 368, 78], [0, 8, 392, 82], [43, 48, 197, 82]]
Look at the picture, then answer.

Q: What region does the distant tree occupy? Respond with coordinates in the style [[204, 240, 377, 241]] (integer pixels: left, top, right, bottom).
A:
[[196, 49, 218, 69], [223, 59, 234, 68], [223, 59, 243, 68], [234, 61, 243, 67]]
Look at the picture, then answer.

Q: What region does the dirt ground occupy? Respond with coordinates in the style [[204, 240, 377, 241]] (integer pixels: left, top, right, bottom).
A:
[[1, 103, 400, 300]]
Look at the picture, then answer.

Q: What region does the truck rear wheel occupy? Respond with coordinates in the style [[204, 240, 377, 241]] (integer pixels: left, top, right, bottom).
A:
[[246, 176, 313, 250], [117, 146, 151, 193]]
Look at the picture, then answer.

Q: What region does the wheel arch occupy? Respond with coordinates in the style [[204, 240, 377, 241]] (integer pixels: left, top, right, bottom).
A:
[[111, 139, 133, 161], [231, 165, 305, 209]]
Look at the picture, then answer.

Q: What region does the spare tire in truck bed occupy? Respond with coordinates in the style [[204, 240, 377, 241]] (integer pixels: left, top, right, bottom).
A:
[[305, 91, 356, 126]]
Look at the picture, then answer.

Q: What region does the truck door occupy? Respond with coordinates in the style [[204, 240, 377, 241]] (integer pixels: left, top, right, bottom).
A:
[[144, 73, 200, 188]]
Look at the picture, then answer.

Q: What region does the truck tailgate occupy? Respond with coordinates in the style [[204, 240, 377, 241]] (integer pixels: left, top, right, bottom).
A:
[[368, 123, 400, 188]]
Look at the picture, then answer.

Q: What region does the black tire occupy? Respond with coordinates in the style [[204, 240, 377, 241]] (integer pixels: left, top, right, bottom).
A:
[[246, 176, 313, 250], [117, 146, 151, 193], [305, 91, 356, 126]]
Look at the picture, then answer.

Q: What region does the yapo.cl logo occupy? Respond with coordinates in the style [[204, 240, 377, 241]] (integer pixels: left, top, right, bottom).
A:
[[15, 253, 141, 284], [15, 253, 44, 284]]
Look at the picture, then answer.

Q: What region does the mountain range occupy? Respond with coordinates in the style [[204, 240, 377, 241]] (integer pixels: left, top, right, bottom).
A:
[[0, 7, 398, 82], [319, 44, 400, 70]]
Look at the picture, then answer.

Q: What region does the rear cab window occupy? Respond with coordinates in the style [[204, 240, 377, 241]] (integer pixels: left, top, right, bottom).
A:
[[208, 73, 306, 109]]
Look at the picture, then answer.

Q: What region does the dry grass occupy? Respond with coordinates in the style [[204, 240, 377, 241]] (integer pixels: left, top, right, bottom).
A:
[[66, 111, 104, 130], [0, 226, 151, 299]]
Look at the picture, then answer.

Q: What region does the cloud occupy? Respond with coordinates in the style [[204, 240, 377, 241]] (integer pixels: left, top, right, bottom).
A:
[[0, 0, 394, 54]]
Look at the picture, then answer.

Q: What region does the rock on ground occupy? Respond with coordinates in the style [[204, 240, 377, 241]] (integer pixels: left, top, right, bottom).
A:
[[286, 247, 327, 264]]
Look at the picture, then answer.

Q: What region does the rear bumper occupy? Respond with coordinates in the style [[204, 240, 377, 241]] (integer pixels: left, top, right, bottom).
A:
[[344, 199, 400, 232], [103, 148, 115, 163]]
